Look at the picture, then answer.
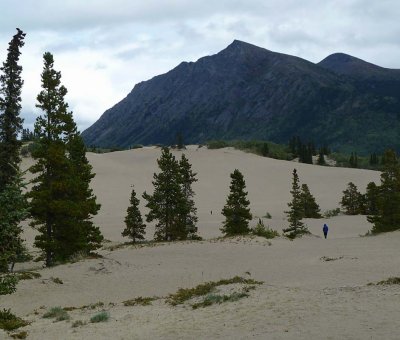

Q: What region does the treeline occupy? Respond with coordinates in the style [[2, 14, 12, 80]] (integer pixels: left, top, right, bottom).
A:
[[340, 149, 400, 233]]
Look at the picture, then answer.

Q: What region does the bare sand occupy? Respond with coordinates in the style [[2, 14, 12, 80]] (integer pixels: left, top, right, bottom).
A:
[[2, 147, 399, 339]]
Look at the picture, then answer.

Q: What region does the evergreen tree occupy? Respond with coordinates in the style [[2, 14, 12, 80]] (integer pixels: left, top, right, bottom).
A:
[[368, 149, 400, 233], [283, 169, 309, 238], [178, 154, 198, 239], [221, 169, 252, 236], [176, 132, 184, 149], [29, 52, 102, 266], [143, 147, 186, 241], [364, 182, 380, 215], [0, 170, 28, 272], [0, 28, 26, 191], [317, 150, 326, 165], [340, 182, 363, 215], [300, 183, 322, 218], [122, 186, 146, 242]]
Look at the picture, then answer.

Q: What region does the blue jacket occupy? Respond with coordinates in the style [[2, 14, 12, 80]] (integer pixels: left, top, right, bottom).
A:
[[323, 224, 329, 233]]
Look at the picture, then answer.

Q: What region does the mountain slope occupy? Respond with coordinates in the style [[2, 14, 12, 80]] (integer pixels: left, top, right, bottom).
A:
[[82, 40, 400, 153]]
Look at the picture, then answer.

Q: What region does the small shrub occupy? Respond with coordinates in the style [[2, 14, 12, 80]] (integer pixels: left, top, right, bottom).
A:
[[123, 296, 156, 306], [50, 277, 63, 284], [10, 331, 28, 339], [323, 208, 341, 218], [0, 309, 28, 331], [43, 307, 70, 321], [90, 311, 109, 323], [87, 302, 104, 310], [0, 274, 18, 295], [72, 320, 86, 328], [252, 219, 279, 239]]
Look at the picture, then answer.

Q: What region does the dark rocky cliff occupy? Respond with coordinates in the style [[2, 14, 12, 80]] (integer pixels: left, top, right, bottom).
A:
[[82, 40, 400, 153]]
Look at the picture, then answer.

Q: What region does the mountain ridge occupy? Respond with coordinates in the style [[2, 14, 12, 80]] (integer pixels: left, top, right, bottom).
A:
[[82, 40, 400, 153]]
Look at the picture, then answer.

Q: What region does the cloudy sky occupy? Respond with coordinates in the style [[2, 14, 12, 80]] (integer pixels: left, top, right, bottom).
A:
[[1, 0, 399, 132]]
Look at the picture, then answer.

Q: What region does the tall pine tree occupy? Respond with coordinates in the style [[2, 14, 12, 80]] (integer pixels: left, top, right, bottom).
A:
[[283, 169, 309, 239], [300, 183, 322, 218], [143, 147, 186, 241], [122, 185, 146, 242], [178, 154, 198, 239], [340, 182, 363, 215], [0, 28, 26, 191], [29, 52, 102, 266], [368, 149, 400, 233], [221, 169, 252, 236], [0, 29, 27, 273]]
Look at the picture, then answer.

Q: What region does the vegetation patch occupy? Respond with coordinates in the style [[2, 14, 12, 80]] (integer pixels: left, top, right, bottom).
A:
[[90, 311, 109, 323], [192, 291, 250, 309], [43, 306, 70, 321], [0, 275, 18, 295], [252, 219, 279, 239], [323, 208, 341, 218], [166, 276, 263, 306], [0, 309, 28, 331], [320, 256, 344, 262], [50, 277, 63, 284], [376, 277, 400, 285], [123, 296, 157, 306], [10, 331, 28, 339], [15, 271, 41, 280], [71, 320, 86, 328]]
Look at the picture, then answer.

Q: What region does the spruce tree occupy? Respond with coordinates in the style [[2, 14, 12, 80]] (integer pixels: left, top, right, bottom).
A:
[[221, 169, 252, 236], [29, 52, 102, 266], [340, 182, 363, 215], [300, 183, 322, 218], [0, 28, 26, 191], [143, 147, 186, 241], [122, 186, 146, 242], [283, 169, 309, 238], [0, 170, 28, 272], [317, 150, 326, 165], [368, 149, 400, 233], [178, 154, 198, 239], [364, 182, 380, 215]]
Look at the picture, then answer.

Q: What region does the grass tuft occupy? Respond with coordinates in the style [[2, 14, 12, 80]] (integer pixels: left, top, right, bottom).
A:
[[90, 311, 109, 323], [43, 307, 70, 321], [192, 291, 250, 309]]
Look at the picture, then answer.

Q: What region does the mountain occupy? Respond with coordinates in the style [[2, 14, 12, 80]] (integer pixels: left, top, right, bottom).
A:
[[82, 40, 400, 154]]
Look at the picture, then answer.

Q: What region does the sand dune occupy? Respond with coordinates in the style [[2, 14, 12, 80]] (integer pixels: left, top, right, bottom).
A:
[[2, 147, 399, 339]]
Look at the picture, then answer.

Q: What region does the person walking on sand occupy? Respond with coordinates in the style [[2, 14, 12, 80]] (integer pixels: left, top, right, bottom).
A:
[[323, 223, 329, 239]]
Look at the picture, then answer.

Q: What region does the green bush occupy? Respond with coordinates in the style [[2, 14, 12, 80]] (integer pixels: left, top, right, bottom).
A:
[[0, 274, 18, 295], [0, 309, 28, 331], [90, 311, 109, 323], [323, 208, 341, 218], [252, 219, 279, 239], [43, 307, 70, 321]]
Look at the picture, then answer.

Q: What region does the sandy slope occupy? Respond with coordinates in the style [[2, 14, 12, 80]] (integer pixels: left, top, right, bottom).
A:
[[2, 147, 399, 339]]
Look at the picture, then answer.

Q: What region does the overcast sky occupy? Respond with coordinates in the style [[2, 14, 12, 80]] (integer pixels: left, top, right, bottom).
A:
[[1, 0, 399, 132]]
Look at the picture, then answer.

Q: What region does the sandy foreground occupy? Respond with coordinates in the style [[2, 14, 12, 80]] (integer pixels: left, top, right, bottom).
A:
[[1, 146, 399, 339]]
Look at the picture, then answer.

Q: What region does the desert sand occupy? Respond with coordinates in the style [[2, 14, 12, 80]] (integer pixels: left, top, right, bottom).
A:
[[1, 146, 399, 339]]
